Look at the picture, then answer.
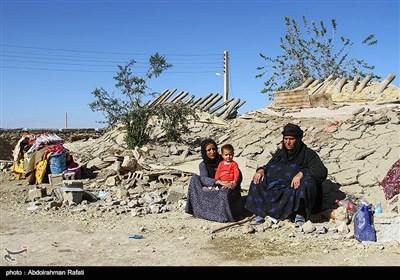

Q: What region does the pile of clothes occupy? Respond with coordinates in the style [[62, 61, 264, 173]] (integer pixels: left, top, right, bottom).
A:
[[12, 132, 79, 184]]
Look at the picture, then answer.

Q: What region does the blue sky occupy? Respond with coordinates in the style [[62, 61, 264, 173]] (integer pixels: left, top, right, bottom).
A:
[[1, 0, 399, 129]]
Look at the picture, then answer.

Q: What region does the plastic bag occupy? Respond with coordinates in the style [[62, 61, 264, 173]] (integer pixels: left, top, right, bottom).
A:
[[353, 204, 376, 242]]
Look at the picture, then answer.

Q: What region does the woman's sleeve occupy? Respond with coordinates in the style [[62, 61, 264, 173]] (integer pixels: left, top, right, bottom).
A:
[[215, 162, 222, 180], [257, 149, 281, 173], [199, 162, 217, 187], [302, 149, 328, 182]]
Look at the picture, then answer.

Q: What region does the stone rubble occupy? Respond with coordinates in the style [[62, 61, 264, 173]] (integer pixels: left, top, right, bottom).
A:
[[2, 102, 400, 247]]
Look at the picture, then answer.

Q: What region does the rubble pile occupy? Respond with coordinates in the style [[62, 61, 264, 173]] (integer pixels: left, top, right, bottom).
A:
[[2, 102, 400, 243]]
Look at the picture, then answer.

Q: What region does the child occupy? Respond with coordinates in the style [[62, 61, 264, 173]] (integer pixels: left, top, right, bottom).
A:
[[203, 144, 240, 191]]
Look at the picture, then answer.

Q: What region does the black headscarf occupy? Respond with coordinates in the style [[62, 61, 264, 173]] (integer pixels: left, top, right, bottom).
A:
[[282, 123, 304, 139], [281, 123, 306, 165], [200, 138, 222, 178]]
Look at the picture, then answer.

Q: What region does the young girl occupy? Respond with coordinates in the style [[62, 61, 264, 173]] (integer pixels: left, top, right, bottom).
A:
[[204, 144, 240, 191]]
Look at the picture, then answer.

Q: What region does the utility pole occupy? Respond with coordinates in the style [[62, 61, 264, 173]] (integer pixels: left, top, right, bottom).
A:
[[223, 50, 229, 102], [65, 112, 68, 129]]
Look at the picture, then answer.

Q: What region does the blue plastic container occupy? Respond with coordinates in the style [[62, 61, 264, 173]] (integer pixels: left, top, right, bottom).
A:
[[49, 152, 67, 174]]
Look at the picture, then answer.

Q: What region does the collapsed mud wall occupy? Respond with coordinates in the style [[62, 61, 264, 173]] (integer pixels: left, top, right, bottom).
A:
[[273, 73, 399, 108], [0, 129, 106, 160]]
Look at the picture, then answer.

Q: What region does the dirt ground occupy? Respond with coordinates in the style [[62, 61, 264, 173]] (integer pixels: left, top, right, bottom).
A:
[[1, 171, 399, 271]]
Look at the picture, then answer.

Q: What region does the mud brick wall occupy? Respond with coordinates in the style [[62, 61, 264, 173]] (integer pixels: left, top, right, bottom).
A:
[[0, 129, 106, 160]]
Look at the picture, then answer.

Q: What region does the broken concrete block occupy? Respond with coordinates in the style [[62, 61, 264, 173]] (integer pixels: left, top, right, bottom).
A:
[[121, 156, 136, 169], [48, 174, 63, 186], [48, 200, 63, 208], [105, 175, 120, 186], [166, 184, 187, 203], [274, 89, 311, 108], [62, 180, 84, 189], [131, 171, 144, 180], [60, 186, 84, 205], [28, 187, 46, 201], [159, 174, 176, 186], [108, 161, 122, 173], [62, 172, 76, 180], [116, 187, 128, 199]]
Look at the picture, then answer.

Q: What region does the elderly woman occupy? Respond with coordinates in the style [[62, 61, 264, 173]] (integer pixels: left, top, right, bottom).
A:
[[245, 123, 328, 227], [185, 139, 243, 222]]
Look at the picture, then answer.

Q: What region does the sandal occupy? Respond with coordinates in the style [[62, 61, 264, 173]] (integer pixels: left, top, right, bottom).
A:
[[294, 214, 306, 227], [250, 215, 265, 225]]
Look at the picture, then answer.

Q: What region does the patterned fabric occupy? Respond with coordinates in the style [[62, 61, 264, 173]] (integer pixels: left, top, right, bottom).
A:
[[245, 159, 318, 220], [185, 175, 242, 222], [380, 159, 400, 200], [185, 162, 243, 223], [245, 145, 327, 220]]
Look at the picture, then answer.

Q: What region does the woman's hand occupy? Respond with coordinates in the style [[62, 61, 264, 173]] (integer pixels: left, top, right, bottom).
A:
[[219, 180, 236, 189], [226, 181, 236, 189], [253, 169, 265, 184], [291, 171, 303, 189]]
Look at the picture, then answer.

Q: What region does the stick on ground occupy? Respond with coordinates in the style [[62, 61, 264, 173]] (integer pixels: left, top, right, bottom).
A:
[[211, 214, 256, 234]]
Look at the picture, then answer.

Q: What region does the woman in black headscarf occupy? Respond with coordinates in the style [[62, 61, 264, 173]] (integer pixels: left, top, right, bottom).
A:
[[245, 123, 328, 226], [185, 138, 243, 222]]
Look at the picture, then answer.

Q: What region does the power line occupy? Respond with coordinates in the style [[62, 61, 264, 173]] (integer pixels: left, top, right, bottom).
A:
[[1, 44, 149, 56], [1, 51, 221, 63], [2, 59, 123, 68], [1, 59, 220, 69], [2, 54, 128, 64], [2, 50, 127, 60], [0, 66, 115, 73], [0, 43, 224, 73], [0, 44, 221, 56], [0, 65, 219, 74], [1, 54, 221, 67]]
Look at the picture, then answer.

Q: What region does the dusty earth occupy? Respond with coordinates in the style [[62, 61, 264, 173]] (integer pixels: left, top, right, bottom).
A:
[[2, 103, 400, 273], [1, 167, 399, 271]]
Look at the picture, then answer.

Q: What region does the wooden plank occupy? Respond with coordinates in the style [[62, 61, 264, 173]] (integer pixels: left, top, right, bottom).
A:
[[170, 91, 186, 102], [172, 91, 189, 103], [148, 89, 169, 107], [158, 88, 177, 104], [219, 99, 241, 119], [202, 95, 223, 112], [374, 73, 396, 94], [198, 93, 219, 111], [208, 98, 234, 114], [193, 93, 213, 109]]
